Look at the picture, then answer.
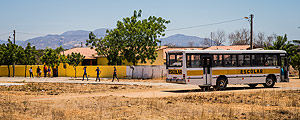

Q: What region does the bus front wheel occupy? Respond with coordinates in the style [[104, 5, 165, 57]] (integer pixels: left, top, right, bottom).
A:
[[215, 77, 228, 90], [263, 77, 275, 88]]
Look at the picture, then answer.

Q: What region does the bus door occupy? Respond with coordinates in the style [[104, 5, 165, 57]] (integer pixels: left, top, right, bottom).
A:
[[202, 55, 212, 85], [280, 55, 289, 82]]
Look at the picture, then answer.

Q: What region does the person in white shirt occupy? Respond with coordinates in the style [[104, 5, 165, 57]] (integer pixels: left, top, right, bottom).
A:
[[29, 67, 33, 78]]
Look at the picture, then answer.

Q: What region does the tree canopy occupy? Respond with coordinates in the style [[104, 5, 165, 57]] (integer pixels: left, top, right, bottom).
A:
[[67, 52, 84, 78], [21, 43, 38, 77], [86, 10, 170, 65], [40, 47, 60, 69], [0, 39, 24, 76], [264, 34, 299, 60]]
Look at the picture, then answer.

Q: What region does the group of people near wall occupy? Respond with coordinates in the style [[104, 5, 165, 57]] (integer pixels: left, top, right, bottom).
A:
[[81, 66, 119, 82], [29, 66, 53, 78], [29, 66, 119, 82]]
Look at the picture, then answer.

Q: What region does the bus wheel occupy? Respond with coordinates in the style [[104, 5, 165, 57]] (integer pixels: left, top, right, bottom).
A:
[[248, 84, 258, 88], [263, 77, 275, 88], [216, 78, 227, 90]]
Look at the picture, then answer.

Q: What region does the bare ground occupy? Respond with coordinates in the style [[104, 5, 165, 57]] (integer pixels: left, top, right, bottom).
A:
[[0, 77, 300, 119]]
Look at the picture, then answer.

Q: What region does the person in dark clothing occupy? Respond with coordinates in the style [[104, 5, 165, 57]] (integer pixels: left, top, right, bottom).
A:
[[95, 67, 101, 82], [82, 66, 88, 81], [36, 66, 41, 77], [29, 67, 33, 78], [44, 66, 47, 77], [112, 66, 119, 82]]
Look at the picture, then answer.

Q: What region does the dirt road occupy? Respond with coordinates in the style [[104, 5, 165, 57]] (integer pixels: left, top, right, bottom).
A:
[[1, 77, 299, 101]]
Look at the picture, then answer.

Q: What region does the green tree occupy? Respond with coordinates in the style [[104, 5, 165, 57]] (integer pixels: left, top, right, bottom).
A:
[[87, 32, 123, 65], [0, 39, 24, 76], [291, 54, 300, 79], [67, 52, 84, 78], [264, 34, 299, 61], [21, 43, 37, 77], [40, 47, 60, 74], [60, 54, 68, 67], [293, 40, 300, 45], [55, 46, 64, 53], [86, 10, 170, 65]]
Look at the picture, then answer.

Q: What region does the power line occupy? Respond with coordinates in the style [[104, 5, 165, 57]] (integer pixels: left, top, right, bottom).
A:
[[0, 32, 12, 36], [166, 18, 245, 31], [17, 32, 48, 36]]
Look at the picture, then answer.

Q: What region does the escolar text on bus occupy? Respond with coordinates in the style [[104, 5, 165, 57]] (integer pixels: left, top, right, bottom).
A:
[[240, 69, 263, 74]]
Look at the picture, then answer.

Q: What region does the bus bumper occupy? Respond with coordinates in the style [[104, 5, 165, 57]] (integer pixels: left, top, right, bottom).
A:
[[166, 78, 186, 84]]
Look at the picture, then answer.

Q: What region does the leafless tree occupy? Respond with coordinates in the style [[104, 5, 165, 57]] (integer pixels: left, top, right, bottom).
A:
[[188, 41, 194, 47], [202, 38, 211, 47], [165, 43, 176, 48], [211, 30, 226, 46], [254, 32, 265, 48], [265, 33, 277, 47], [228, 29, 250, 45]]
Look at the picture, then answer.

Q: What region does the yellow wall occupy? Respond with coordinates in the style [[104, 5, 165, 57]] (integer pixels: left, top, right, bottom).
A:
[[137, 49, 164, 65], [0, 64, 127, 78], [95, 49, 164, 66], [0, 65, 44, 77]]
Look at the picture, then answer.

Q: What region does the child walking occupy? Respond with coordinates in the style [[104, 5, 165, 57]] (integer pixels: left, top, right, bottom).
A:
[[111, 66, 119, 82]]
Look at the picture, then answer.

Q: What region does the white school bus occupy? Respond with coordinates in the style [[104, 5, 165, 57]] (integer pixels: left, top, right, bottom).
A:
[[166, 49, 289, 90]]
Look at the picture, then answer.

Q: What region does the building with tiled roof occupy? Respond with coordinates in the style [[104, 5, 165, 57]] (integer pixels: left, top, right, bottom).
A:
[[63, 47, 98, 65]]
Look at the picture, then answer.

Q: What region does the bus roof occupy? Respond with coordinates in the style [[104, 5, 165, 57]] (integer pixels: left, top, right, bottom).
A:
[[167, 49, 287, 54]]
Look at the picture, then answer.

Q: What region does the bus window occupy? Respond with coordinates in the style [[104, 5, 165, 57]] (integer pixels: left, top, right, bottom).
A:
[[244, 55, 251, 66], [238, 55, 244, 66], [213, 55, 222, 67], [265, 54, 278, 66], [187, 54, 201, 68], [224, 55, 232, 67], [169, 53, 183, 67], [253, 54, 264, 66], [232, 55, 237, 67]]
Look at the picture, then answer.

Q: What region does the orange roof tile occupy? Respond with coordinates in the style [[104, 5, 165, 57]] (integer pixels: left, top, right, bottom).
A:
[[62, 47, 98, 59]]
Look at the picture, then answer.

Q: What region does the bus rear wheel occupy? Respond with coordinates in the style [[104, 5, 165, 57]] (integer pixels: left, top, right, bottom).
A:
[[215, 77, 227, 90], [263, 77, 275, 88]]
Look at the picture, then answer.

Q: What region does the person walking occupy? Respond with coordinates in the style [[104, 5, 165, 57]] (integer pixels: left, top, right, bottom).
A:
[[95, 67, 101, 82], [29, 67, 33, 78], [82, 66, 88, 81], [112, 66, 119, 82], [44, 65, 47, 77], [36, 66, 41, 77], [48, 67, 51, 77]]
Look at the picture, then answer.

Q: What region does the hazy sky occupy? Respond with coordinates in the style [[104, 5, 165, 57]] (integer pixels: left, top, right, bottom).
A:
[[0, 0, 299, 43]]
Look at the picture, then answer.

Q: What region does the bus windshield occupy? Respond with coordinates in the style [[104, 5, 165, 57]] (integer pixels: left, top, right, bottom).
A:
[[168, 53, 183, 67]]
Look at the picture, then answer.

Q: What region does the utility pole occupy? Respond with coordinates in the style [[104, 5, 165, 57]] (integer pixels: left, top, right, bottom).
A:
[[13, 30, 16, 77], [250, 14, 254, 50]]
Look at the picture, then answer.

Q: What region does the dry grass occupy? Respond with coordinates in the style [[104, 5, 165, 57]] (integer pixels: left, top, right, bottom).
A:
[[0, 82, 299, 120], [0, 82, 154, 96]]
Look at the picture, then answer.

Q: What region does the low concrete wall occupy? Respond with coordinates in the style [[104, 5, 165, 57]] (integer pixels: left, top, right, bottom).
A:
[[126, 65, 167, 79]]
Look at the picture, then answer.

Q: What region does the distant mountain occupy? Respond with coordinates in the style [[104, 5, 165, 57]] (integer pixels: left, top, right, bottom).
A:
[[2, 28, 109, 50], [1, 29, 214, 49], [160, 34, 216, 47], [0, 39, 6, 44], [0, 39, 23, 45]]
